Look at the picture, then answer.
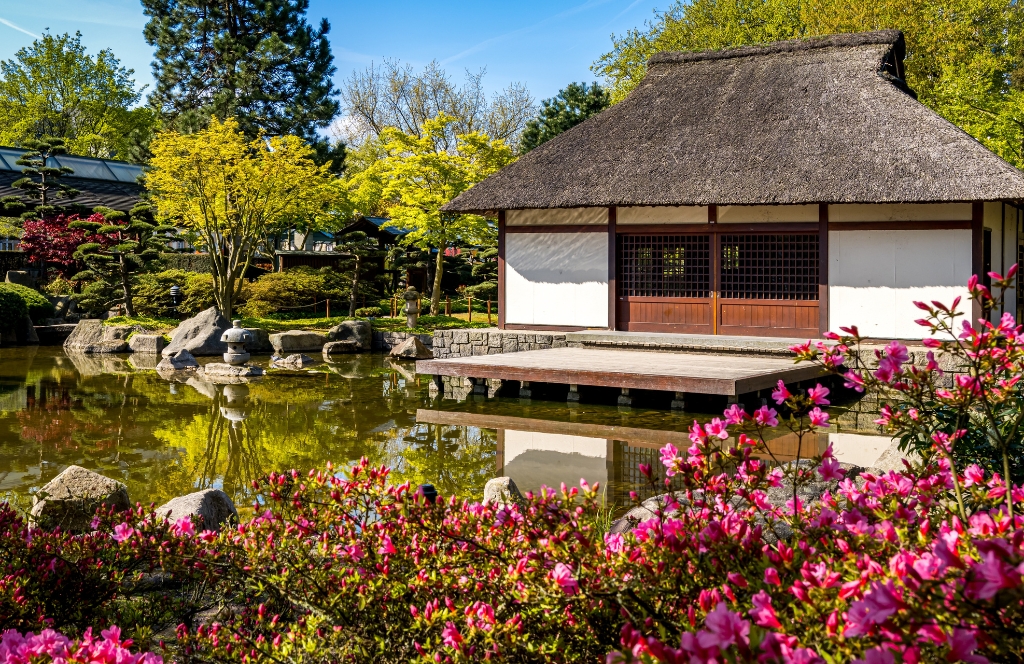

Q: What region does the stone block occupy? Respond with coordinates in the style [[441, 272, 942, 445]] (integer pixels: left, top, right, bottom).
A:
[[30, 465, 130, 532], [536, 334, 552, 345], [454, 330, 469, 344], [390, 336, 432, 360], [269, 330, 327, 354], [323, 340, 359, 358], [156, 349, 200, 372], [469, 331, 485, 342], [502, 337, 519, 353], [128, 333, 166, 354], [488, 334, 502, 348], [271, 354, 317, 369], [156, 489, 238, 531], [244, 328, 273, 353], [482, 477, 525, 507], [203, 362, 265, 377], [327, 320, 371, 350], [472, 345, 487, 356]]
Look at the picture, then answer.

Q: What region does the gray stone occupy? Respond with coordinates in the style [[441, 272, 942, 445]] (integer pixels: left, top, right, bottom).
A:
[[129, 333, 167, 354], [272, 353, 316, 369], [470, 331, 484, 342], [243, 328, 273, 353], [869, 439, 921, 474], [327, 320, 371, 350], [156, 349, 200, 372], [502, 337, 519, 353], [488, 334, 502, 348], [156, 489, 238, 531], [482, 477, 526, 507], [269, 330, 326, 354], [323, 340, 359, 358], [63, 320, 138, 353], [203, 362, 264, 377], [162, 307, 230, 357], [454, 330, 469, 344], [5, 270, 33, 287], [51, 295, 75, 319], [30, 465, 130, 532], [390, 336, 433, 360]]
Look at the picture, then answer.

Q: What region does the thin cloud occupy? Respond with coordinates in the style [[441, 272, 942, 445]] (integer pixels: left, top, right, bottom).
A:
[[440, 0, 615, 66], [604, 0, 650, 27], [0, 16, 39, 39]]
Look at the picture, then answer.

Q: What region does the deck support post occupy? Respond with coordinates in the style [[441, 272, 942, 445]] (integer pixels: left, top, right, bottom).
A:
[[487, 379, 502, 398], [471, 378, 487, 396], [428, 374, 442, 398], [671, 391, 686, 410], [727, 395, 743, 408], [567, 384, 580, 402], [617, 387, 632, 407], [519, 380, 532, 399]]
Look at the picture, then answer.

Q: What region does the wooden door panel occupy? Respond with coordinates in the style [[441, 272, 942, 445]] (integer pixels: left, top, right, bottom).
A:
[[718, 299, 819, 337], [618, 296, 713, 333]]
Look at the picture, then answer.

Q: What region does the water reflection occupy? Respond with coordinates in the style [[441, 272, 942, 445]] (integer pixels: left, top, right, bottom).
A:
[[0, 347, 890, 515]]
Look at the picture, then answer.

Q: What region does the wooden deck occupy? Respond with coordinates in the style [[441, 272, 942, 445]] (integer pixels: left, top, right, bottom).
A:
[[416, 347, 823, 396]]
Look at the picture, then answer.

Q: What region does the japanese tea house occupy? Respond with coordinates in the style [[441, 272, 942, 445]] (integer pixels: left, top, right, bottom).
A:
[[443, 31, 1024, 339]]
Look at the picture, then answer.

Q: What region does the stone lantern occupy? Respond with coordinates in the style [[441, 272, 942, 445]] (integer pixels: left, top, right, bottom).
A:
[[220, 320, 252, 365], [219, 384, 250, 427], [402, 287, 421, 329]]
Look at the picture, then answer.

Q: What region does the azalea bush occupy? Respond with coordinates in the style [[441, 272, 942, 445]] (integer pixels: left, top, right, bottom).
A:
[[0, 626, 161, 664]]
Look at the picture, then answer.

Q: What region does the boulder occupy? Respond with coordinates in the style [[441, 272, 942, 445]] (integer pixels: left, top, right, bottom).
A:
[[327, 320, 371, 350], [482, 477, 526, 507], [129, 333, 167, 354], [269, 330, 326, 354], [390, 336, 433, 360], [868, 439, 921, 474], [63, 320, 136, 353], [271, 353, 316, 369], [51, 295, 75, 319], [202, 362, 264, 377], [162, 307, 229, 357], [30, 465, 130, 532], [156, 349, 200, 371], [156, 489, 238, 531], [34, 323, 77, 346], [244, 328, 272, 353], [323, 340, 359, 358], [5, 270, 34, 287]]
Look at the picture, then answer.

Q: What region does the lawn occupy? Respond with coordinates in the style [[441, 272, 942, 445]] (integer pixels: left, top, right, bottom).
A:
[[104, 313, 492, 336]]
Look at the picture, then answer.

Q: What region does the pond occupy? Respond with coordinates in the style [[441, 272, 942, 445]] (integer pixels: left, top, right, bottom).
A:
[[0, 347, 891, 515]]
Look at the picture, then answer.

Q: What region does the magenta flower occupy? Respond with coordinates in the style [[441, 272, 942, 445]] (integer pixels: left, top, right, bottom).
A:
[[723, 404, 746, 425], [948, 628, 989, 664], [552, 562, 579, 596], [748, 590, 782, 628], [753, 406, 779, 427], [818, 456, 844, 482], [604, 532, 625, 554], [845, 580, 902, 636], [807, 384, 830, 406], [170, 516, 195, 538], [377, 534, 397, 555], [772, 380, 792, 404], [964, 464, 986, 487], [764, 568, 781, 586], [441, 621, 463, 649], [808, 407, 830, 428], [697, 602, 750, 650], [112, 523, 135, 543]]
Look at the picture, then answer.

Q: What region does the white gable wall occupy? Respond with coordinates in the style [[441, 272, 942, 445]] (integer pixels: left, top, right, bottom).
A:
[[505, 232, 609, 327], [829, 229, 972, 338]]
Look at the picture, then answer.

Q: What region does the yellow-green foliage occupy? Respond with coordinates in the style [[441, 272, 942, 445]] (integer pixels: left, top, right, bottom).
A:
[[134, 269, 215, 317], [238, 267, 347, 318]]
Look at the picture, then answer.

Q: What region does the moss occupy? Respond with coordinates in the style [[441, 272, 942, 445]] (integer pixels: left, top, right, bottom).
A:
[[104, 315, 179, 331]]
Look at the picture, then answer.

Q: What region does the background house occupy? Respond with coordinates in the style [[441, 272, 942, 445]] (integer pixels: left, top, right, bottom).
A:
[[444, 31, 1024, 339]]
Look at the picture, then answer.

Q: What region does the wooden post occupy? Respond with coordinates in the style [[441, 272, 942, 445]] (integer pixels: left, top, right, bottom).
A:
[[608, 206, 617, 331], [818, 203, 829, 337], [972, 202, 985, 324], [326, 299, 330, 319], [709, 205, 720, 335], [497, 211, 506, 329], [468, 296, 473, 322], [446, 296, 451, 316], [487, 299, 492, 325]]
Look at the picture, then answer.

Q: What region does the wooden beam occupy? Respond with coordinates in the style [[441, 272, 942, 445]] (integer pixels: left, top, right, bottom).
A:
[[497, 210, 506, 330], [819, 203, 829, 337], [504, 224, 606, 233], [829, 220, 971, 231], [608, 206, 617, 331], [972, 202, 984, 323], [710, 205, 720, 335]]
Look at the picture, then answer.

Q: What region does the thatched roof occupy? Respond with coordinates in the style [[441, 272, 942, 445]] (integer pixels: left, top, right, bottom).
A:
[[445, 31, 1024, 213]]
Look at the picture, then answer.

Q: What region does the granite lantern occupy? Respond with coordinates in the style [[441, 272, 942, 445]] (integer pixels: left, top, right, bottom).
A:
[[221, 320, 252, 365]]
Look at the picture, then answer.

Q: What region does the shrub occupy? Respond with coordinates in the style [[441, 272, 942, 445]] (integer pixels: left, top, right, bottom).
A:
[[0, 626, 161, 664], [355, 306, 383, 317], [0, 283, 54, 323], [134, 269, 215, 317], [0, 285, 27, 329], [238, 267, 347, 317], [43, 275, 74, 297]]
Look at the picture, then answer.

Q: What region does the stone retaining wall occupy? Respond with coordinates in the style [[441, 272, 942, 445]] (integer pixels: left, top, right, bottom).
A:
[[431, 328, 567, 359], [373, 330, 433, 352]]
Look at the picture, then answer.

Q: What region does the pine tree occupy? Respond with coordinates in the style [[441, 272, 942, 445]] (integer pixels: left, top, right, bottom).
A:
[[142, 0, 343, 170], [519, 82, 611, 153], [334, 230, 384, 316], [70, 203, 172, 317], [10, 137, 80, 219]]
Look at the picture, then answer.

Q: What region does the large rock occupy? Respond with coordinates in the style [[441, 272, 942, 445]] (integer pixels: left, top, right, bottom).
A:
[[327, 320, 371, 350], [271, 353, 317, 369], [156, 349, 200, 371], [30, 465, 130, 532], [51, 295, 75, 319], [202, 362, 264, 377], [129, 333, 167, 354], [390, 336, 432, 360], [5, 270, 34, 287], [156, 489, 238, 531], [482, 477, 526, 507], [244, 328, 272, 353], [269, 330, 326, 354], [63, 320, 136, 353], [323, 340, 359, 358], [162, 307, 229, 357], [868, 439, 921, 474]]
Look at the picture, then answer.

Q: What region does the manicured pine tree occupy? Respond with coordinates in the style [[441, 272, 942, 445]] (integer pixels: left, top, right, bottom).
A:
[[9, 137, 80, 219], [334, 230, 384, 316], [69, 203, 172, 317], [142, 0, 344, 170]]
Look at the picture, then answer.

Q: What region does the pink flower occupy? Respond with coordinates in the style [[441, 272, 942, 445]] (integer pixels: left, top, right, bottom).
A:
[[170, 516, 195, 538], [748, 590, 781, 628], [764, 567, 781, 586], [948, 628, 989, 664], [807, 384, 830, 406], [723, 404, 746, 425], [966, 551, 1022, 600], [772, 380, 792, 405], [753, 406, 779, 427], [441, 621, 463, 649], [552, 562, 579, 596], [854, 647, 895, 664], [818, 456, 845, 482], [697, 602, 750, 650], [112, 523, 135, 543], [964, 464, 985, 487], [808, 407, 830, 428], [843, 370, 866, 392], [704, 418, 729, 440], [884, 340, 909, 369], [604, 532, 625, 554], [845, 580, 902, 637], [377, 534, 397, 555]]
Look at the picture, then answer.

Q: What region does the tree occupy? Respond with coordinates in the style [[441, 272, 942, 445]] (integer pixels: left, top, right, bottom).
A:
[[142, 0, 343, 170], [343, 114, 515, 315], [0, 32, 154, 161], [591, 0, 1024, 167], [334, 230, 383, 316], [10, 137, 80, 219], [339, 60, 535, 151], [18, 214, 87, 276], [69, 204, 171, 317], [465, 247, 498, 300], [519, 82, 612, 153], [146, 117, 339, 318]]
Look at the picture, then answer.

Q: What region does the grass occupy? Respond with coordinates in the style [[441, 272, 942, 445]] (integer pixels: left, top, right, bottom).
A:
[[104, 313, 492, 335]]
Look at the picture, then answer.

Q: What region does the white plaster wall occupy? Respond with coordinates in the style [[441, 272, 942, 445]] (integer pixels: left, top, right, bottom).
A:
[[505, 232, 609, 327], [506, 208, 607, 226], [828, 433, 894, 467], [829, 230, 972, 339], [718, 205, 818, 223], [501, 430, 608, 491], [829, 203, 971, 222], [984, 202, 1019, 321], [617, 206, 708, 224], [503, 430, 608, 465]]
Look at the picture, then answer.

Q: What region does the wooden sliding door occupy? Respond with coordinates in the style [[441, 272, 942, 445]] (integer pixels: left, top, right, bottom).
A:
[[615, 228, 820, 337]]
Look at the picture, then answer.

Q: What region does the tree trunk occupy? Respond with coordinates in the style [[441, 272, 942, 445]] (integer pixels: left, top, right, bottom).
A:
[[431, 249, 444, 315], [348, 254, 361, 316], [121, 253, 135, 317]]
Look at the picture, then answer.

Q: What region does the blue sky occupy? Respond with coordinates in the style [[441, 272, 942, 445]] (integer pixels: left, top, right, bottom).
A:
[[0, 0, 662, 107]]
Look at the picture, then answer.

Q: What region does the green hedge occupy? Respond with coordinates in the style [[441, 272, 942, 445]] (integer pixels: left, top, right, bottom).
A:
[[158, 253, 213, 273], [0, 283, 54, 323], [0, 285, 27, 330]]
